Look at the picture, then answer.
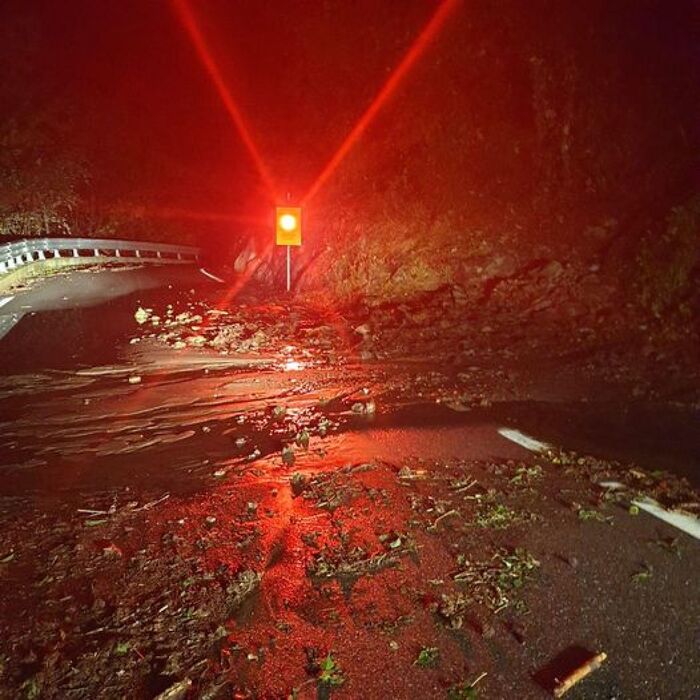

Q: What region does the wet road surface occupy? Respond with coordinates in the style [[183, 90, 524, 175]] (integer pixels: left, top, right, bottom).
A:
[[0, 264, 698, 699]]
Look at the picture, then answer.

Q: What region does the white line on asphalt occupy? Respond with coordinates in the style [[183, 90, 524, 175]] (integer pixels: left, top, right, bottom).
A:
[[0, 312, 24, 342], [634, 497, 700, 540], [498, 427, 552, 453], [199, 268, 225, 283], [600, 481, 700, 540], [500, 440, 699, 539], [0, 296, 14, 310]]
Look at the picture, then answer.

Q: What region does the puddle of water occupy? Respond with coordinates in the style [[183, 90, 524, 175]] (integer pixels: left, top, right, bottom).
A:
[[0, 267, 208, 373]]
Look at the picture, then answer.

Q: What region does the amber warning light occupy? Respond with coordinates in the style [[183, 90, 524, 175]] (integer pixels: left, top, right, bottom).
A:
[[275, 207, 301, 246], [275, 206, 302, 292], [279, 213, 297, 232]]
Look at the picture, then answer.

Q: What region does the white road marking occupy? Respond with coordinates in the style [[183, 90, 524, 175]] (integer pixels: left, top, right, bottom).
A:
[[0, 296, 14, 310], [501, 438, 699, 538], [633, 497, 700, 540], [0, 312, 24, 341], [498, 427, 552, 453], [600, 481, 699, 539], [199, 268, 225, 283]]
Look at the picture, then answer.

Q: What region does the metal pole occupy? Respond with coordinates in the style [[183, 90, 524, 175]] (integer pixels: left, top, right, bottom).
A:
[[286, 245, 291, 292]]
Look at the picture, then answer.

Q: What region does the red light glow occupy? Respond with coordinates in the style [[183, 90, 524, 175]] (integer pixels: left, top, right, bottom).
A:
[[171, 0, 277, 199], [302, 0, 459, 204], [108, 203, 263, 226]]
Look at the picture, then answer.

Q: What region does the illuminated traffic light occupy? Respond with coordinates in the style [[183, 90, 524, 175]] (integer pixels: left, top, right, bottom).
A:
[[275, 206, 302, 246]]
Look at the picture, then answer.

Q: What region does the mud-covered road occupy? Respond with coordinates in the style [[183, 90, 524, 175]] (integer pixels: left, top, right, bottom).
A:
[[0, 265, 698, 699]]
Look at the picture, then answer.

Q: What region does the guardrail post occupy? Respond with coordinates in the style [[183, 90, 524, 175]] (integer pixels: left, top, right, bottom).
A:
[[0, 261, 7, 274], [53, 250, 60, 258], [93, 248, 100, 257], [115, 249, 121, 257], [15, 255, 24, 267], [157, 251, 162, 259], [37, 250, 46, 261], [24, 252, 34, 263], [135, 250, 141, 258], [72, 248, 79, 258]]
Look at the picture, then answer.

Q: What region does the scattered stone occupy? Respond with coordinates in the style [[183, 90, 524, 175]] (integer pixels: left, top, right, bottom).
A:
[[187, 335, 207, 347], [295, 430, 310, 449], [539, 260, 564, 282], [291, 472, 307, 496], [481, 623, 495, 639], [134, 307, 150, 324], [153, 678, 192, 700], [0, 551, 16, 564], [102, 543, 123, 558], [351, 400, 375, 415]]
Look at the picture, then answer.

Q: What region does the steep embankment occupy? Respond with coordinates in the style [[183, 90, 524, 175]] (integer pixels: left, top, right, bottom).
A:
[[284, 2, 699, 317]]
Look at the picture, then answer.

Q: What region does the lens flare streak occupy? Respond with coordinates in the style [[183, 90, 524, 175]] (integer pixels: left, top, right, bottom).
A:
[[171, 0, 276, 198], [302, 0, 460, 204], [173, 0, 459, 316]]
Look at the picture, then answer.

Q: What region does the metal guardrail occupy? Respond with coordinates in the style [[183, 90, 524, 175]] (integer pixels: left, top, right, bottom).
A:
[[0, 237, 201, 275]]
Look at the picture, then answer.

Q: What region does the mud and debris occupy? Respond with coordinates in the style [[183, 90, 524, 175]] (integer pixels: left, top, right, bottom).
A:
[[0, 280, 699, 698]]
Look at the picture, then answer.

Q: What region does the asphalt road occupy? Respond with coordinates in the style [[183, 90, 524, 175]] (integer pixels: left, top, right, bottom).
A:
[[0, 264, 698, 699], [2, 264, 697, 476], [0, 264, 213, 343], [2, 264, 698, 483]]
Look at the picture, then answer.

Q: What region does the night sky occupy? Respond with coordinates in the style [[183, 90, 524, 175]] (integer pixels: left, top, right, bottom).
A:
[[1, 1, 436, 225], [1, 1, 698, 250]]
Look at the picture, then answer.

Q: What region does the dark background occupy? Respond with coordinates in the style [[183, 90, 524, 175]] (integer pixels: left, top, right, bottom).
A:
[[1, 1, 442, 238], [1, 1, 698, 295]]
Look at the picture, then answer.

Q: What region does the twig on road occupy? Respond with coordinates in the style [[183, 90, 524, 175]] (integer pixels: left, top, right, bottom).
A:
[[427, 509, 459, 532], [136, 494, 170, 511]]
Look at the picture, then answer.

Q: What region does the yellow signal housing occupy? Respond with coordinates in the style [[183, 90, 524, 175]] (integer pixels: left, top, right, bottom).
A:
[[275, 206, 302, 246]]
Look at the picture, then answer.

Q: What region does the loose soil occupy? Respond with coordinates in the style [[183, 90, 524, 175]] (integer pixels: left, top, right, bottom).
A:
[[0, 279, 698, 699]]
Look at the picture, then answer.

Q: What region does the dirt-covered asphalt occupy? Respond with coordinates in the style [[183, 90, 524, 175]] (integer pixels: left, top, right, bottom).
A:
[[0, 266, 698, 699]]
